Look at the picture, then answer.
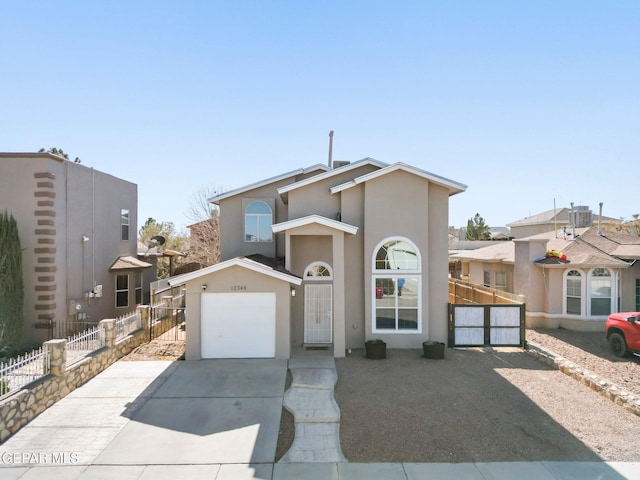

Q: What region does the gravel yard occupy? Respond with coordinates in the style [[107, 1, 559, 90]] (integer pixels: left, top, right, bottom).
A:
[[526, 328, 640, 397], [334, 342, 640, 463]]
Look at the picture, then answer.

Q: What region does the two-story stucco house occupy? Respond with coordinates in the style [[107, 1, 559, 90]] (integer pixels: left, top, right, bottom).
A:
[[169, 158, 466, 359], [0, 152, 150, 347]]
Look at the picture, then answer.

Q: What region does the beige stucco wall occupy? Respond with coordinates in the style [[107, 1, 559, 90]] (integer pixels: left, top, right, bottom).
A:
[[0, 155, 138, 348], [289, 235, 332, 346], [183, 265, 292, 360], [362, 170, 450, 348], [286, 164, 379, 222]]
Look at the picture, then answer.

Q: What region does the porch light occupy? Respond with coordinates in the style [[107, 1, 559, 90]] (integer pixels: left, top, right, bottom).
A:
[[290, 286, 296, 297]]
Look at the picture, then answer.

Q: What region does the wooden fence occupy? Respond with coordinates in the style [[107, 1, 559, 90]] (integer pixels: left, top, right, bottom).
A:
[[448, 278, 523, 305]]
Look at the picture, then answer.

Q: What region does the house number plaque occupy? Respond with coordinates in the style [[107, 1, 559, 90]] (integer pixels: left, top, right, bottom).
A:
[[231, 285, 247, 291]]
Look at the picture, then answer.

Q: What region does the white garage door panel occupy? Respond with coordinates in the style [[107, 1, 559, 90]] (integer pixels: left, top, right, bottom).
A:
[[201, 293, 276, 359]]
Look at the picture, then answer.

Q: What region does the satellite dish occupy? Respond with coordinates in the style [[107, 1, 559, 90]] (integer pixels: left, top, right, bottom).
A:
[[147, 235, 166, 249]]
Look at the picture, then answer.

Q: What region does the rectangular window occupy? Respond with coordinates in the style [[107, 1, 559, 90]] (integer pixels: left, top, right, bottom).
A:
[[483, 271, 491, 288], [373, 276, 420, 333], [135, 273, 143, 305], [566, 278, 581, 315], [116, 274, 129, 308], [495, 272, 507, 292], [121, 209, 130, 241], [590, 277, 611, 316]]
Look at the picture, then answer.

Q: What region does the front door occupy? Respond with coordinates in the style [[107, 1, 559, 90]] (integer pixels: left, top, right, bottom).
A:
[[304, 284, 333, 344]]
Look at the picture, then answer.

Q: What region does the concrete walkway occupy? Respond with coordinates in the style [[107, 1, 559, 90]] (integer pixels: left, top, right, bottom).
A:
[[279, 355, 347, 463], [0, 357, 638, 479]]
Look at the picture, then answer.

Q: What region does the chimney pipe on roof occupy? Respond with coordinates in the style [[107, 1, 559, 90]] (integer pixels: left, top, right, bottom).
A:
[[598, 202, 603, 235], [571, 202, 575, 238], [328, 130, 334, 168]]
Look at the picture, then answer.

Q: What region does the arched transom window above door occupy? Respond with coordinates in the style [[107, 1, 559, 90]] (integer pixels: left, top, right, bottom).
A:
[[304, 262, 333, 280]]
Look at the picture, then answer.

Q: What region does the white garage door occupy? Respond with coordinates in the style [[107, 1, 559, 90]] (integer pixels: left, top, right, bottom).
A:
[[201, 292, 276, 358]]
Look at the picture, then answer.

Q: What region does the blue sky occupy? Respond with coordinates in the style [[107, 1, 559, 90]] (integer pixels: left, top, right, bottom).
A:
[[2, 1, 638, 232]]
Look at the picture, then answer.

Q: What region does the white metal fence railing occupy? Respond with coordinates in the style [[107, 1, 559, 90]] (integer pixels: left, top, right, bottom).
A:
[[66, 324, 105, 365], [0, 347, 49, 400], [115, 311, 142, 341]]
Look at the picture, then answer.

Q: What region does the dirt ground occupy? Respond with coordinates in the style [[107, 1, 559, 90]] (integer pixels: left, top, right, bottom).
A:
[[121, 339, 185, 361], [334, 347, 640, 463]]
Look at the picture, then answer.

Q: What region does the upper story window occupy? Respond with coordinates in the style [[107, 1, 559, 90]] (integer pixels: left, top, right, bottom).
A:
[[121, 209, 130, 241], [245, 201, 273, 243], [374, 239, 419, 271]]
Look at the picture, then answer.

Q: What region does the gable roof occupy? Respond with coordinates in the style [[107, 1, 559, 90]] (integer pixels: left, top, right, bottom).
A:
[[276, 157, 387, 196], [209, 164, 329, 204], [167, 256, 303, 286], [110, 256, 152, 270], [330, 162, 467, 196], [272, 214, 358, 235]]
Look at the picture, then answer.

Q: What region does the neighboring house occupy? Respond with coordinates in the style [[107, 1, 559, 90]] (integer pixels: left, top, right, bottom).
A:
[[507, 205, 617, 239], [0, 152, 150, 347], [169, 158, 467, 359], [451, 227, 640, 331]]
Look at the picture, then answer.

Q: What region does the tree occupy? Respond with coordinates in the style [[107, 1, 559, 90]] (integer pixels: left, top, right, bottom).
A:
[[185, 186, 221, 269], [0, 211, 24, 356], [38, 147, 81, 163], [465, 213, 491, 240], [138, 218, 189, 278]]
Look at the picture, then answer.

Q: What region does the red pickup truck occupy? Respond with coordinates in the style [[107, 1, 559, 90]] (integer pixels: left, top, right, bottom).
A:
[[605, 312, 640, 358]]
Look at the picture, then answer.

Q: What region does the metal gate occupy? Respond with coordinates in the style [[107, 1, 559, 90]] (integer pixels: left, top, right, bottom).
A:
[[448, 303, 525, 347]]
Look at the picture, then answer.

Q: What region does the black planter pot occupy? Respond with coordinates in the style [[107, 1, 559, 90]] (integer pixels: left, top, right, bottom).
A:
[[423, 342, 445, 359], [365, 341, 386, 359]]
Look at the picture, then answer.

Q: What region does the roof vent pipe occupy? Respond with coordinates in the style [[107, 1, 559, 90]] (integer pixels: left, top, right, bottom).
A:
[[328, 130, 334, 168], [571, 202, 575, 238], [598, 202, 603, 236]]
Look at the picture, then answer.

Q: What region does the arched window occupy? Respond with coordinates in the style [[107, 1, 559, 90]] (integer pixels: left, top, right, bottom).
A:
[[245, 201, 273, 242], [374, 239, 419, 271], [304, 262, 333, 280], [590, 268, 611, 315], [372, 237, 421, 333], [565, 270, 582, 315]]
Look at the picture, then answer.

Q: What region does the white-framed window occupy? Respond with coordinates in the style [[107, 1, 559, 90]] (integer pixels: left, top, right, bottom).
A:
[[590, 268, 611, 316], [116, 274, 129, 308], [120, 209, 130, 241], [564, 269, 583, 315], [495, 272, 507, 291], [245, 201, 273, 242], [304, 262, 333, 280], [135, 272, 143, 305], [372, 237, 421, 333]]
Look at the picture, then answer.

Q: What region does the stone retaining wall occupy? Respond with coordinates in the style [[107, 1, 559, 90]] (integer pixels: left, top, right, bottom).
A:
[[0, 307, 158, 443], [527, 340, 640, 417]]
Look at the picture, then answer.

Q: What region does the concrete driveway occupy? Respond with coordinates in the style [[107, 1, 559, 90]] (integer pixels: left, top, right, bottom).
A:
[[0, 358, 287, 479]]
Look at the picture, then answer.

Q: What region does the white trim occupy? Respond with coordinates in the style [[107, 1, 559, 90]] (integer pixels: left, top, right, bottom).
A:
[[372, 275, 422, 334], [209, 164, 329, 204], [272, 214, 358, 235], [303, 261, 334, 280], [167, 257, 303, 286], [562, 268, 585, 316], [331, 162, 467, 196], [277, 158, 388, 195]]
